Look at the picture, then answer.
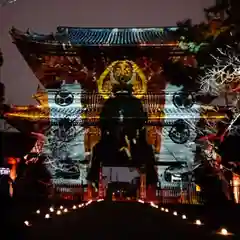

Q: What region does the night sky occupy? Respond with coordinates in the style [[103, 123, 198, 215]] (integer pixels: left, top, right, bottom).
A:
[[0, 0, 214, 105]]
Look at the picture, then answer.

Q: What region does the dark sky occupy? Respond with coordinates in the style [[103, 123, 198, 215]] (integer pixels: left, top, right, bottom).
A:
[[0, 0, 214, 105]]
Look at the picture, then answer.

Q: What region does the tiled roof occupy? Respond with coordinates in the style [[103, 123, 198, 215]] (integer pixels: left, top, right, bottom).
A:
[[58, 27, 178, 45], [11, 26, 179, 46]]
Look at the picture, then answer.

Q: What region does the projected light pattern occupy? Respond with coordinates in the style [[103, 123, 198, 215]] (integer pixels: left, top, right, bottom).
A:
[[52, 163, 88, 185], [156, 165, 186, 184], [157, 84, 200, 166], [24, 137, 45, 164], [156, 164, 193, 184], [43, 83, 86, 183], [97, 60, 147, 99]]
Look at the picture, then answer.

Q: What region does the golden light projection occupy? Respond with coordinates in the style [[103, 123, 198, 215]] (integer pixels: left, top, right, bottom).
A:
[[4, 106, 50, 120], [97, 60, 147, 99], [33, 91, 49, 106]]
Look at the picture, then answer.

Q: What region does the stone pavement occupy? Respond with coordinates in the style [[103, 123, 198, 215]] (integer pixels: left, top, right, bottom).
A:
[[24, 201, 233, 240]]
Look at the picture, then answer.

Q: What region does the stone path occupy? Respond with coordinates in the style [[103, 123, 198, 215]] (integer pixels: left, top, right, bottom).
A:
[[24, 201, 231, 240]]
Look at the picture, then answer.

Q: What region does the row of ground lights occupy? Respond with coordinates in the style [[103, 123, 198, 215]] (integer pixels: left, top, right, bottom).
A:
[[24, 199, 104, 227], [137, 200, 233, 237]]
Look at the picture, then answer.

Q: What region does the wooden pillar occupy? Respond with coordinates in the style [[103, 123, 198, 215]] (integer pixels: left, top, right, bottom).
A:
[[233, 174, 240, 204], [8, 157, 19, 197], [147, 184, 157, 202], [98, 164, 104, 199], [147, 126, 162, 154], [140, 172, 146, 200], [87, 181, 92, 200]]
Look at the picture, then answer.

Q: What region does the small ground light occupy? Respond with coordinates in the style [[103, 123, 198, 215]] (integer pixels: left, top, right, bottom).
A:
[[24, 221, 30, 226], [165, 209, 169, 212], [60, 206, 63, 209], [173, 211, 177, 216], [73, 205, 77, 209], [195, 220, 202, 225], [182, 215, 187, 219], [45, 214, 50, 219], [49, 207, 54, 212], [36, 210, 40, 214], [86, 200, 93, 205], [56, 210, 61, 215], [150, 202, 158, 208], [220, 228, 228, 236], [161, 207, 164, 211], [78, 204, 81, 208], [64, 208, 68, 213]]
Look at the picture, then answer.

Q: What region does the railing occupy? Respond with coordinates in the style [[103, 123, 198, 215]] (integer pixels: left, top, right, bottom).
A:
[[156, 183, 203, 205], [51, 182, 206, 204]]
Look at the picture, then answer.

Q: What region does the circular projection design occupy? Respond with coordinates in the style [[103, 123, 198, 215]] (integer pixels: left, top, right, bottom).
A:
[[169, 119, 190, 144], [55, 90, 74, 106], [97, 60, 147, 99], [172, 91, 195, 109]]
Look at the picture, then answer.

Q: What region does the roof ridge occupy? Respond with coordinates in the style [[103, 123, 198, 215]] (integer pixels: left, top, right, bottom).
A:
[[57, 26, 178, 30]]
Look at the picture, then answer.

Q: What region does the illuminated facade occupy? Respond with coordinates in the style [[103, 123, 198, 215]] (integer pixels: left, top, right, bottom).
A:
[[43, 83, 85, 182], [4, 27, 217, 188]]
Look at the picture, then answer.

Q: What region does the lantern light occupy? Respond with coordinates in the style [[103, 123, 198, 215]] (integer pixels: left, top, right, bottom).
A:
[[182, 215, 187, 219], [86, 200, 93, 205], [36, 210, 40, 214], [220, 228, 228, 236], [56, 210, 61, 215], [45, 214, 50, 219], [195, 219, 202, 225], [150, 202, 158, 208], [24, 221, 30, 226]]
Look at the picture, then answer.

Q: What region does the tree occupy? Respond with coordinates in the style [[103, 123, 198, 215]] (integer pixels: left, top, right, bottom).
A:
[[162, 1, 240, 94], [14, 156, 52, 208], [162, 1, 240, 204]]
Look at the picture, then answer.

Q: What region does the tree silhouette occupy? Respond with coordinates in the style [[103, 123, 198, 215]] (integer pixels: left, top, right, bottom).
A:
[[14, 156, 52, 208], [162, 1, 240, 204], [162, 1, 240, 95]]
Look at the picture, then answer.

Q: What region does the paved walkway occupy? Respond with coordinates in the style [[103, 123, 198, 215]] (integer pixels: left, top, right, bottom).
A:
[[25, 201, 229, 240]]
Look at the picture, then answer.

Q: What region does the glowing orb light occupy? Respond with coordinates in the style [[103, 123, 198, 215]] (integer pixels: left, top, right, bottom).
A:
[[56, 210, 62, 215], [195, 219, 202, 225]]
